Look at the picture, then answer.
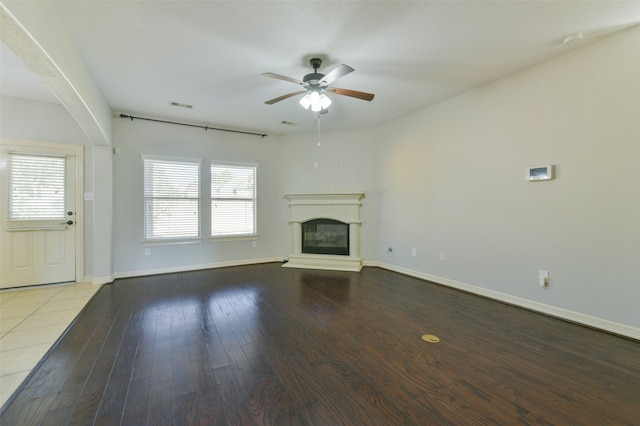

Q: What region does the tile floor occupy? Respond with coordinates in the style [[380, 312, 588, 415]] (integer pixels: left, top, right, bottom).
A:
[[0, 282, 102, 408]]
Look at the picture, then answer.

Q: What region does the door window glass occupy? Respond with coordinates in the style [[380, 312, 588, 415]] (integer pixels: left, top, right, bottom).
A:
[[8, 153, 66, 220]]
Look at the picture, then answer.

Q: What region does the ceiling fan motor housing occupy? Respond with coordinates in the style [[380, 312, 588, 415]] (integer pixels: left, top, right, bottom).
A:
[[304, 58, 325, 86], [303, 72, 325, 86]]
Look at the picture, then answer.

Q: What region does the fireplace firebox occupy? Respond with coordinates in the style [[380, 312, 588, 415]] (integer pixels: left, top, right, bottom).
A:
[[302, 219, 349, 256]]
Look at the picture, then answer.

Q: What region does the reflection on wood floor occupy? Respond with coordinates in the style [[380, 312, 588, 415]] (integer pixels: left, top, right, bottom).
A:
[[1, 263, 639, 424]]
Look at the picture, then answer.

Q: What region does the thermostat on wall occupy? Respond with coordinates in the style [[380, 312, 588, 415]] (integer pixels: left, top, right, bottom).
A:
[[527, 165, 555, 181]]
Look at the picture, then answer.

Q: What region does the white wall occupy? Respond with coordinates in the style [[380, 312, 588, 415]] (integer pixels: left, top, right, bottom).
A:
[[376, 26, 640, 330], [111, 118, 285, 276], [92, 145, 113, 283], [0, 97, 90, 145]]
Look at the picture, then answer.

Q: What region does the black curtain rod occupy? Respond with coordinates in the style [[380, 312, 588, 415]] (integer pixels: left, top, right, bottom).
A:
[[119, 114, 267, 138]]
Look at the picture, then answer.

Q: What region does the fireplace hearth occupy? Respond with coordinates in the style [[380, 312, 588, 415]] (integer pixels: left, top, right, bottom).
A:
[[283, 193, 364, 272]]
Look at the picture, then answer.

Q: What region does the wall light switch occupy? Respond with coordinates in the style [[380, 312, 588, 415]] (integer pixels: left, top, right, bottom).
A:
[[539, 270, 549, 287], [411, 248, 417, 257]]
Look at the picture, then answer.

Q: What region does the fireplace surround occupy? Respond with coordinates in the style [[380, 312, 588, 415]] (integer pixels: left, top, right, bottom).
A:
[[283, 192, 364, 271]]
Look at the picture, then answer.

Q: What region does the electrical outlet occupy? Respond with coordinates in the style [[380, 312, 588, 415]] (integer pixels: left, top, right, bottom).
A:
[[440, 252, 446, 262], [314, 161, 319, 169], [144, 248, 151, 256], [252, 240, 257, 248]]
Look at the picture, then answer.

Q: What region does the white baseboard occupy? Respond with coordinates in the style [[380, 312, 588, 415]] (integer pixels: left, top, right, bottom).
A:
[[92, 275, 114, 285], [83, 274, 113, 285], [369, 261, 640, 341], [114, 257, 284, 280]]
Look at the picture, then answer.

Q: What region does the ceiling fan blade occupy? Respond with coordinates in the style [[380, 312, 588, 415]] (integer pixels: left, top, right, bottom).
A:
[[264, 90, 308, 105], [320, 64, 354, 86], [326, 87, 375, 102], [262, 72, 305, 86]]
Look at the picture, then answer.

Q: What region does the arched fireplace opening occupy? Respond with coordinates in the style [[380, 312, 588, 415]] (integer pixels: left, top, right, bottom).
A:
[[302, 219, 350, 256]]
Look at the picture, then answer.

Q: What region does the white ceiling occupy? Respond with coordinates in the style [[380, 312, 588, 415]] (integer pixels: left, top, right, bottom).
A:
[[2, 1, 639, 136]]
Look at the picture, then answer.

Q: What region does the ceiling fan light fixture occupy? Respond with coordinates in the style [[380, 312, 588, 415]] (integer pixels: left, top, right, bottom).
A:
[[309, 90, 320, 106], [319, 93, 332, 110], [299, 93, 312, 109], [300, 90, 331, 112]]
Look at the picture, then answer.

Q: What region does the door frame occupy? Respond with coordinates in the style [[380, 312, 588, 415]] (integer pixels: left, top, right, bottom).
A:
[[0, 138, 84, 285]]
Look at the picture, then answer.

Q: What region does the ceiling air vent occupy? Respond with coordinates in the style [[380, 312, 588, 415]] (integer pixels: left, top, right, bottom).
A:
[[170, 101, 193, 109]]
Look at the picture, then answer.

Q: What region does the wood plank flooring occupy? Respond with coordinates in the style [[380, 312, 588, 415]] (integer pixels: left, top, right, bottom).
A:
[[1, 263, 639, 425]]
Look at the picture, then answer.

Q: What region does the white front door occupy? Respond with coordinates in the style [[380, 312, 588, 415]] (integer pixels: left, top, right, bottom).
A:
[[0, 143, 79, 288]]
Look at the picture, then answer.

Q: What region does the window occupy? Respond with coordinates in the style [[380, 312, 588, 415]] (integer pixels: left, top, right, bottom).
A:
[[143, 157, 200, 240], [8, 153, 66, 220], [211, 164, 256, 237]]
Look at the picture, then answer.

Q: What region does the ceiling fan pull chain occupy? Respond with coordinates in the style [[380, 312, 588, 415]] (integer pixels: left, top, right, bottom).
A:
[[316, 111, 321, 147]]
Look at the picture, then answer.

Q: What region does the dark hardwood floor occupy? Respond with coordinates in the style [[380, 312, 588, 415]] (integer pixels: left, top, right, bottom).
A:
[[2, 263, 639, 425]]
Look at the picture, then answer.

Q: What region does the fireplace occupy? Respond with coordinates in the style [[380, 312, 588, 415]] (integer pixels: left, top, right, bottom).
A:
[[302, 219, 349, 256], [283, 193, 364, 271]]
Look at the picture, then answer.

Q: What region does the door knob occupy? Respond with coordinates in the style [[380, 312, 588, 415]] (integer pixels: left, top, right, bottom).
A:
[[66, 220, 74, 225]]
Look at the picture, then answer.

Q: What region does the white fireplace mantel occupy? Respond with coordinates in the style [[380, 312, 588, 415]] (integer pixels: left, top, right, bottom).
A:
[[283, 192, 365, 272]]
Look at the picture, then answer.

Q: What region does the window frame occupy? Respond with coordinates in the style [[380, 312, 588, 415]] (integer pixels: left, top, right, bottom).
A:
[[142, 155, 202, 245], [209, 161, 258, 241]]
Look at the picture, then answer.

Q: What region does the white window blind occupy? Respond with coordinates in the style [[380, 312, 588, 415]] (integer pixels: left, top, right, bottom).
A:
[[144, 157, 200, 240], [211, 164, 256, 236], [8, 153, 66, 220]]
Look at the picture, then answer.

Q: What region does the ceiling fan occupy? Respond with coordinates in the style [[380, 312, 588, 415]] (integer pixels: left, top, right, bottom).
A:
[[262, 58, 375, 112]]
